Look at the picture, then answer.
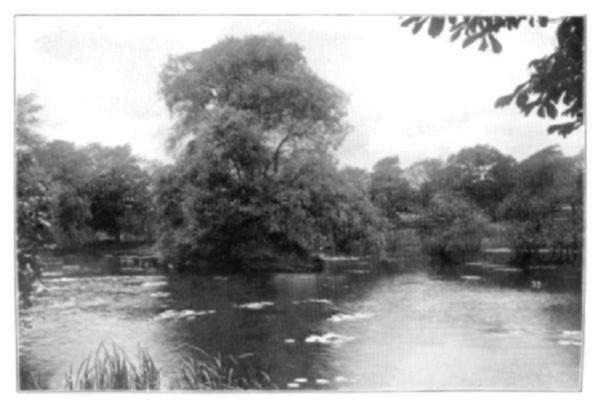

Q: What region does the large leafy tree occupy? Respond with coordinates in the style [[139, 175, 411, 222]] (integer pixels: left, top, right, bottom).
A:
[[400, 16, 584, 136], [160, 35, 348, 160], [157, 35, 383, 266]]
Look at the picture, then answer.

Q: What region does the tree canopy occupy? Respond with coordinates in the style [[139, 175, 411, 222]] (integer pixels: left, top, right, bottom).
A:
[[16, 95, 52, 251], [16, 94, 157, 249], [160, 35, 348, 159], [369, 156, 414, 222], [444, 145, 516, 218]]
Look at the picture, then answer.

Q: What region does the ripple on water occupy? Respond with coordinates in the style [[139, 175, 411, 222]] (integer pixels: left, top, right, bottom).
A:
[[327, 312, 374, 323], [292, 298, 333, 305], [141, 281, 168, 288], [149, 292, 171, 298], [44, 277, 77, 283], [460, 275, 483, 281], [234, 301, 274, 310], [305, 332, 355, 345], [153, 309, 216, 321]]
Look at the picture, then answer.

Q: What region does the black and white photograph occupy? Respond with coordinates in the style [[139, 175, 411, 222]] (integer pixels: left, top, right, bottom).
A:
[[14, 13, 585, 392]]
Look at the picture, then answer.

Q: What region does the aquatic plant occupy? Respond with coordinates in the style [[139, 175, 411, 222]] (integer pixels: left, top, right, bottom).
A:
[[64, 342, 160, 390], [176, 345, 274, 390], [62, 342, 274, 391]]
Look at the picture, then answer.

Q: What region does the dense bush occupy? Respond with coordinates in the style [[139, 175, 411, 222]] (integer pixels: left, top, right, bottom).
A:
[[417, 192, 490, 264]]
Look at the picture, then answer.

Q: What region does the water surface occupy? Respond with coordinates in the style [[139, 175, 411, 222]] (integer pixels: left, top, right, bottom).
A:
[[18, 256, 582, 390]]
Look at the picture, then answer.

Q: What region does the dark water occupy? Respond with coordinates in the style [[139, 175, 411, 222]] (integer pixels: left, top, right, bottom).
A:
[[18, 255, 583, 391]]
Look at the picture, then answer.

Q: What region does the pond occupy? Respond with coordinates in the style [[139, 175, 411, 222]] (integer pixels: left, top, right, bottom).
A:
[[18, 253, 583, 391]]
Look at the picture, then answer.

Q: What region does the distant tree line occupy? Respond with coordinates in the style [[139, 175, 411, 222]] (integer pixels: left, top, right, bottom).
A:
[[17, 94, 157, 256], [17, 33, 584, 275], [388, 144, 583, 265]]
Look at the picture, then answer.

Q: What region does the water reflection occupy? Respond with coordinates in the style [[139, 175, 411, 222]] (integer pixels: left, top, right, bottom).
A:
[[19, 257, 582, 390]]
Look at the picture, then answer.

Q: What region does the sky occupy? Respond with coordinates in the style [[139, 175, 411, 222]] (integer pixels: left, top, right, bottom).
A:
[[15, 15, 585, 169]]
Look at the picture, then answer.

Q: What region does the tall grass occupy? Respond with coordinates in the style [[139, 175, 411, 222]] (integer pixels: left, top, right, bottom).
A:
[[64, 342, 160, 390], [176, 345, 274, 390], [61, 342, 274, 391]]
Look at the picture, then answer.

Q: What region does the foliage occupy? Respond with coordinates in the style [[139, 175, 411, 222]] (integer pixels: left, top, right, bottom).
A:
[[50, 187, 94, 246], [88, 164, 154, 242], [64, 342, 160, 390], [159, 35, 348, 155], [417, 192, 491, 264], [404, 158, 446, 206], [400, 16, 584, 137], [34, 140, 94, 246], [368, 156, 416, 223], [16, 94, 157, 250], [176, 345, 274, 389], [156, 35, 385, 268], [497, 146, 583, 264], [60, 342, 273, 391], [16, 149, 53, 251], [444, 145, 516, 218], [16, 93, 45, 149], [16, 95, 52, 253]]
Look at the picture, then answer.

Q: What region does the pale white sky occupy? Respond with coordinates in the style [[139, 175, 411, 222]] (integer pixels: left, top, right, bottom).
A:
[[15, 15, 585, 169]]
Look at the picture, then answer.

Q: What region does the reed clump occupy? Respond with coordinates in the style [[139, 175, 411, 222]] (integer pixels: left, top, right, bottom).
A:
[[64, 342, 160, 390], [60, 342, 274, 391], [175, 345, 274, 390]]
